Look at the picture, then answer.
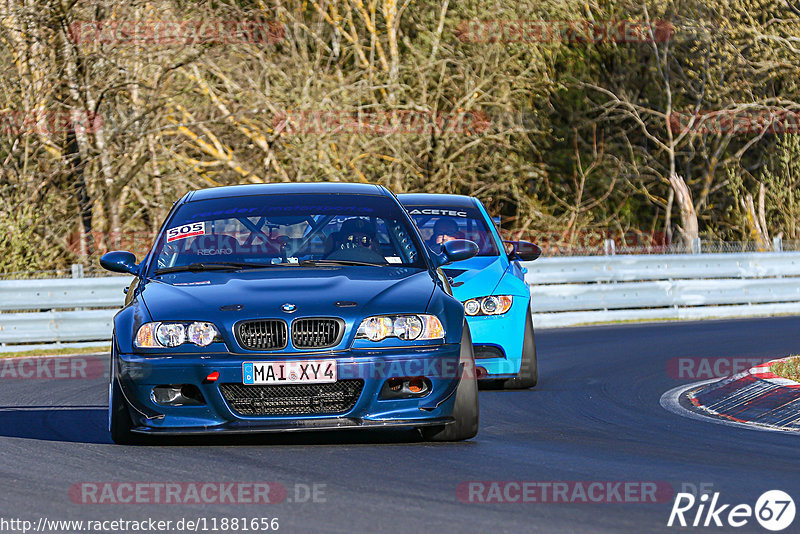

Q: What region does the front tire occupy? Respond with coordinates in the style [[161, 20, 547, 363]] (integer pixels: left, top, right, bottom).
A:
[[108, 343, 142, 445], [501, 308, 538, 389], [109, 376, 140, 444], [420, 322, 479, 441]]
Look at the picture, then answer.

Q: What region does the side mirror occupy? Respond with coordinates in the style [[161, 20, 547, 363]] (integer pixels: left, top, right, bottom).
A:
[[433, 239, 479, 266], [504, 240, 541, 262], [100, 251, 139, 275]]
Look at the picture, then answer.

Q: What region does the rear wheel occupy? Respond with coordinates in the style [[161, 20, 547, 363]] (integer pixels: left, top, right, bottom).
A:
[[420, 322, 479, 441], [501, 309, 538, 389]]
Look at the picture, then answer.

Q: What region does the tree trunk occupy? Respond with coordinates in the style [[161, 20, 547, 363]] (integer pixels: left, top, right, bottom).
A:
[[66, 129, 93, 260], [664, 188, 674, 245], [668, 171, 699, 249]]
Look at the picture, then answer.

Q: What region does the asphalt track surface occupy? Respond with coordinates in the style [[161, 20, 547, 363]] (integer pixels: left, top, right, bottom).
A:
[[1, 316, 800, 533]]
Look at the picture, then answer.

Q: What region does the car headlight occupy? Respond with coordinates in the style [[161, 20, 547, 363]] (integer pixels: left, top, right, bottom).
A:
[[356, 315, 444, 342], [188, 322, 217, 346], [157, 323, 185, 347], [463, 295, 513, 316], [135, 321, 220, 348]]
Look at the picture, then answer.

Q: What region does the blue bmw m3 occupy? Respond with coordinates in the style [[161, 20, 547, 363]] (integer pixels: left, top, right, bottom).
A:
[[399, 194, 541, 389], [100, 183, 480, 444]]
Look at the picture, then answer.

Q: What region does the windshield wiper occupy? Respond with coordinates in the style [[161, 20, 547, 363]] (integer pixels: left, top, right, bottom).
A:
[[154, 262, 279, 275], [298, 259, 386, 267]]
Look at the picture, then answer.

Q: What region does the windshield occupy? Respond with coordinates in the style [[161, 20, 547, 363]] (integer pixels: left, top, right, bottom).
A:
[[149, 193, 427, 273], [406, 206, 499, 257]]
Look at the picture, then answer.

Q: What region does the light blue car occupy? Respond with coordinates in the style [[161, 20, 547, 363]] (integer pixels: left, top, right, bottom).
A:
[[399, 194, 541, 389]]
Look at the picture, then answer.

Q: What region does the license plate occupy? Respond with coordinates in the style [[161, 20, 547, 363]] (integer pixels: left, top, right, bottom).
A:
[[242, 360, 337, 385]]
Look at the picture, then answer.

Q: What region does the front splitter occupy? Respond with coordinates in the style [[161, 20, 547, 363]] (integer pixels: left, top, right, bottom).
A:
[[132, 416, 454, 435]]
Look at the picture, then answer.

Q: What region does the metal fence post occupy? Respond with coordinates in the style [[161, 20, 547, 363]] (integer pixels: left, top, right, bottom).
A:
[[691, 238, 702, 254], [773, 236, 783, 252], [71, 263, 84, 278], [603, 239, 616, 256], [71, 264, 85, 311]]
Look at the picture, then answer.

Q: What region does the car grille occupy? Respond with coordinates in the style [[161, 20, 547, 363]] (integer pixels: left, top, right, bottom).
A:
[[291, 318, 343, 349], [220, 380, 364, 416], [236, 320, 288, 351]]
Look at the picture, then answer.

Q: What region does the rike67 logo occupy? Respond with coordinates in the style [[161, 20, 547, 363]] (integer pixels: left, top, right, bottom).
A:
[[668, 490, 795, 531]]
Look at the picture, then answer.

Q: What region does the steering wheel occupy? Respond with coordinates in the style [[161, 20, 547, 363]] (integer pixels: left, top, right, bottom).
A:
[[326, 244, 387, 264]]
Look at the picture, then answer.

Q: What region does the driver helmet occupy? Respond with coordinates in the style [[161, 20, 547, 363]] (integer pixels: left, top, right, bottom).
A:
[[431, 218, 464, 246]]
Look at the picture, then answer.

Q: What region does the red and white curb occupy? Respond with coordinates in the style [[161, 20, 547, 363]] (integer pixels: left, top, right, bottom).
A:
[[747, 357, 800, 387], [661, 357, 800, 433]]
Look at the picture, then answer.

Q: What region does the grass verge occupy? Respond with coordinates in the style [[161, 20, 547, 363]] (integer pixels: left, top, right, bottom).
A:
[[769, 356, 800, 382]]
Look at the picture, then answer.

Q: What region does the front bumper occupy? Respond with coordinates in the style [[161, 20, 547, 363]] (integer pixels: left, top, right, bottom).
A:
[[115, 344, 463, 434], [466, 297, 529, 379], [132, 417, 453, 435]]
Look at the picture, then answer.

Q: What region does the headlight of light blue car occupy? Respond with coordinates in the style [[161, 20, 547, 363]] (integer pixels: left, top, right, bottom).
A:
[[463, 295, 513, 316], [135, 321, 220, 348], [356, 314, 444, 341]]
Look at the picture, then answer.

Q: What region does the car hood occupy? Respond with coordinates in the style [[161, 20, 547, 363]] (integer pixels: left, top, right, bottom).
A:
[[140, 266, 436, 322], [442, 256, 507, 300]]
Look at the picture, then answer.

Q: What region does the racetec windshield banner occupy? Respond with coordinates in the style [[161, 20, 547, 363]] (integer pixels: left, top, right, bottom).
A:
[[175, 194, 402, 223], [405, 206, 481, 219]]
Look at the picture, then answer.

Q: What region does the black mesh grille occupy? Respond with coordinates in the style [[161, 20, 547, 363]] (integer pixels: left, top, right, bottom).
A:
[[291, 318, 343, 349], [474, 345, 505, 360], [236, 320, 288, 351], [220, 380, 364, 416]]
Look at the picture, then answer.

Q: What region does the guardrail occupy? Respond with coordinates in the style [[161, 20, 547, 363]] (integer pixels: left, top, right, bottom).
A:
[[527, 252, 800, 328], [1, 252, 800, 346], [0, 277, 130, 345]]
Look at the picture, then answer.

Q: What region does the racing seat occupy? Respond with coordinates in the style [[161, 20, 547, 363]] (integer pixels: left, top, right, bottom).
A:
[[323, 219, 387, 264]]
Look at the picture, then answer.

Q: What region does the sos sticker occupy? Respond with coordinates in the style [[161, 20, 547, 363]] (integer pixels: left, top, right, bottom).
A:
[[166, 222, 206, 243]]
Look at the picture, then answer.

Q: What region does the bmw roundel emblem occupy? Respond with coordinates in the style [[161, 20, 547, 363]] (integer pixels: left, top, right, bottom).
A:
[[281, 303, 297, 313]]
